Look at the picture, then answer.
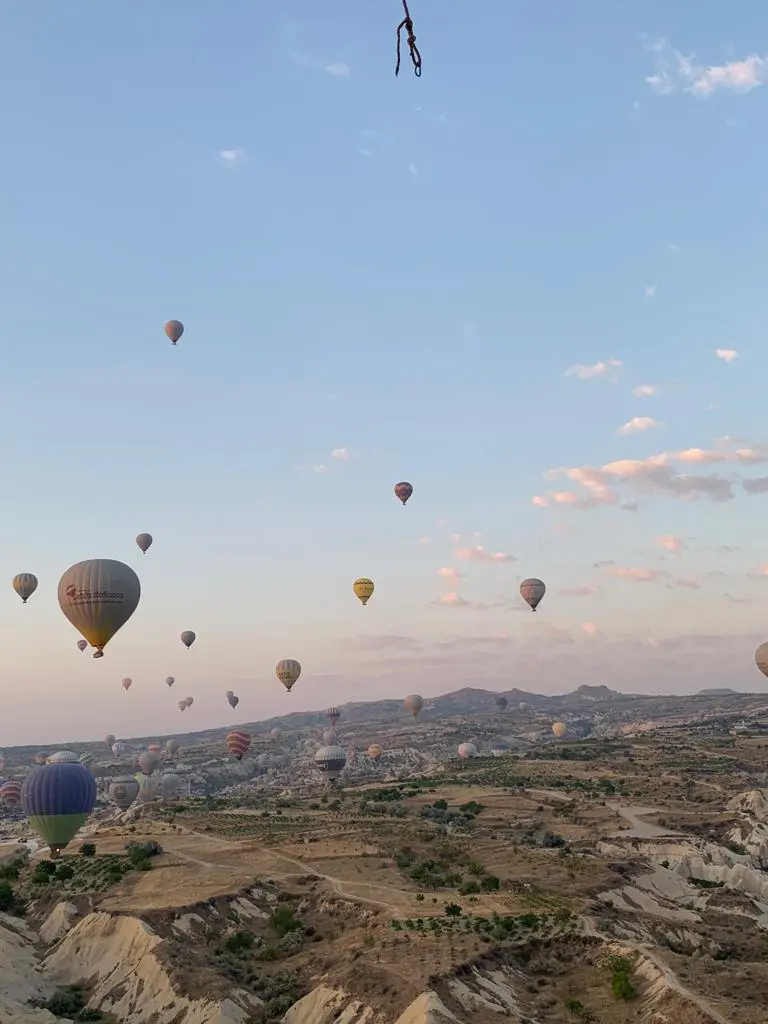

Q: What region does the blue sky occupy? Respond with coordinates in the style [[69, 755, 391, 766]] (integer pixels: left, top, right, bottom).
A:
[[1, 1, 768, 744]]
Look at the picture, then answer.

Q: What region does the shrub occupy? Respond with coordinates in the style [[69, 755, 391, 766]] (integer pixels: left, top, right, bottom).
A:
[[0, 882, 16, 912], [223, 931, 255, 955], [270, 905, 301, 937], [80, 843, 97, 857]]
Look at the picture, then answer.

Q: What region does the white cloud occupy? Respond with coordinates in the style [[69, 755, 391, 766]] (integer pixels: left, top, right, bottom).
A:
[[408, 161, 419, 176], [330, 448, 349, 460], [437, 567, 462, 582], [632, 384, 657, 398], [715, 348, 738, 363], [617, 416, 661, 436], [217, 147, 247, 167], [454, 545, 516, 563], [324, 62, 351, 77], [564, 359, 623, 380], [644, 284, 657, 298], [645, 39, 768, 98], [531, 495, 550, 507], [558, 585, 598, 598]]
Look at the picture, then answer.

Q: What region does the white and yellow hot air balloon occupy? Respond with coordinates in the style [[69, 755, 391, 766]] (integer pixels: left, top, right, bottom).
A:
[[353, 578, 375, 606], [12, 573, 38, 604], [58, 559, 141, 658], [276, 659, 302, 693], [552, 721, 567, 739]]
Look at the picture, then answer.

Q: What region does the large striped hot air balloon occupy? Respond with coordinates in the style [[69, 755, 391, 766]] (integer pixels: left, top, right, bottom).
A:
[[226, 731, 251, 761], [0, 780, 22, 806], [21, 763, 97, 857], [109, 775, 139, 810], [47, 751, 79, 764], [58, 559, 141, 658], [314, 745, 347, 783]]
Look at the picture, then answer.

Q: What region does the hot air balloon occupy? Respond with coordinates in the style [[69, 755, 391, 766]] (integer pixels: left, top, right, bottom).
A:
[[165, 676, 175, 688], [21, 762, 97, 857], [394, 481, 413, 505], [0, 753, 5, 773], [322, 728, 338, 745], [58, 559, 141, 658], [404, 694, 424, 718], [12, 572, 38, 604], [491, 741, 509, 758], [135, 773, 161, 804], [520, 578, 546, 612], [314, 745, 347, 782], [494, 695, 508, 712], [78, 752, 93, 768], [122, 677, 133, 691], [165, 739, 179, 758], [225, 690, 234, 699], [458, 742, 477, 759], [138, 751, 160, 774], [47, 751, 79, 764], [227, 731, 251, 760], [34, 752, 47, 766], [111, 741, 125, 758], [77, 639, 88, 652], [164, 320, 184, 345], [160, 773, 181, 801], [109, 775, 139, 810], [353, 578, 374, 606], [276, 659, 301, 693], [135, 533, 153, 555], [181, 631, 196, 649], [755, 642, 768, 679], [178, 700, 187, 712], [104, 734, 116, 748], [147, 744, 162, 754], [367, 743, 383, 762], [326, 707, 341, 727], [227, 694, 239, 709], [270, 728, 283, 741], [552, 722, 567, 739], [0, 780, 22, 806], [184, 697, 194, 708], [518, 701, 531, 711]]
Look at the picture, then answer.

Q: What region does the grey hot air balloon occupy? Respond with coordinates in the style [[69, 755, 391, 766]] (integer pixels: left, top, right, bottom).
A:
[[47, 750, 79, 764], [520, 578, 546, 612], [12, 572, 38, 604], [58, 559, 141, 658], [228, 694, 239, 709], [164, 320, 184, 345], [77, 639, 88, 652], [78, 752, 93, 768], [109, 775, 139, 810], [104, 734, 116, 748], [165, 676, 175, 688], [160, 773, 181, 801], [136, 533, 153, 554], [314, 745, 347, 782], [404, 694, 424, 718], [138, 751, 161, 775], [181, 631, 196, 649], [494, 695, 508, 712], [165, 739, 179, 757], [135, 773, 161, 804], [322, 728, 338, 746]]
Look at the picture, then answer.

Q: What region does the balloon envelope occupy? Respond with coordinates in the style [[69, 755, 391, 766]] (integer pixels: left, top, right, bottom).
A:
[[494, 696, 508, 712], [520, 578, 546, 612], [404, 694, 424, 717], [181, 631, 196, 649], [353, 578, 375, 606], [58, 559, 141, 656], [122, 678, 132, 691], [0, 780, 22, 806], [394, 481, 413, 505], [47, 751, 79, 764], [227, 731, 251, 760], [165, 739, 179, 757], [76, 639, 88, 652], [164, 320, 184, 344], [138, 752, 161, 775], [552, 722, 567, 738], [755, 642, 768, 679], [165, 676, 175, 688], [135, 533, 153, 554], [227, 694, 239, 708], [12, 572, 38, 604], [276, 659, 301, 692], [111, 741, 125, 757], [367, 743, 383, 761], [109, 775, 139, 810], [314, 745, 347, 780], [104, 734, 115, 747], [21, 763, 96, 854], [458, 742, 477, 759]]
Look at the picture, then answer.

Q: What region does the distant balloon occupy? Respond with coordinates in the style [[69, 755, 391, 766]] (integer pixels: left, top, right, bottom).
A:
[[404, 694, 424, 718], [111, 741, 125, 757], [314, 745, 347, 782], [165, 676, 175, 688], [520, 578, 546, 612], [227, 731, 251, 761], [21, 763, 97, 856], [147, 744, 162, 754], [181, 631, 196, 649], [135, 533, 153, 554], [494, 695, 508, 712], [12, 572, 38, 604], [58, 559, 141, 658], [225, 690, 234, 699], [34, 752, 47, 766], [165, 739, 179, 757], [160, 773, 181, 801], [104, 734, 116, 748], [0, 780, 22, 806], [138, 751, 160, 775], [227, 694, 239, 709], [135, 773, 161, 805], [184, 697, 194, 708], [164, 320, 184, 345], [322, 729, 338, 745], [755, 642, 768, 679], [326, 707, 341, 727], [353, 578, 375, 606], [122, 677, 133, 692], [178, 700, 187, 712], [109, 775, 139, 810], [518, 701, 531, 711], [78, 752, 93, 768], [458, 742, 477, 759], [270, 728, 283, 741], [394, 481, 413, 505], [552, 721, 567, 739], [77, 639, 88, 652], [276, 659, 302, 693], [367, 743, 383, 762], [47, 751, 79, 764]]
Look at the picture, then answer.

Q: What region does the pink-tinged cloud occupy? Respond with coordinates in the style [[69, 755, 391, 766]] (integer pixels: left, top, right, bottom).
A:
[[654, 534, 686, 554], [564, 359, 623, 380], [632, 384, 657, 398], [419, 536, 431, 545], [617, 416, 661, 436], [531, 495, 550, 507], [715, 348, 738, 363], [434, 592, 488, 610], [581, 622, 598, 636], [674, 578, 701, 589], [557, 585, 598, 598], [610, 567, 669, 582], [454, 545, 516, 563], [437, 567, 462, 582]]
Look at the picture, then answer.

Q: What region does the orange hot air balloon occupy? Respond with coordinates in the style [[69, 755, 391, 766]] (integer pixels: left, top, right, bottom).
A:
[[226, 731, 251, 761], [164, 320, 184, 345]]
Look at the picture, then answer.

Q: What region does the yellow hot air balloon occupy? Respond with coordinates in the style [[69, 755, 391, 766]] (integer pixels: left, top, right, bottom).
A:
[[276, 659, 301, 693], [353, 578, 375, 606], [57, 559, 141, 658], [552, 721, 567, 739], [367, 743, 383, 761]]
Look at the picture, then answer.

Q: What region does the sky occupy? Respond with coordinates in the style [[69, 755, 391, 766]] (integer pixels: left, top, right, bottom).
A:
[[1, 1, 768, 744]]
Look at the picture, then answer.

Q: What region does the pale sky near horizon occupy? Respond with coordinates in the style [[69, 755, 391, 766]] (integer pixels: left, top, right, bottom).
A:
[[1, 2, 768, 746]]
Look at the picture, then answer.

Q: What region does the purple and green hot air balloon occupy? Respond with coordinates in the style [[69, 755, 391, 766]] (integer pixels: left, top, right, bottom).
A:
[[21, 762, 96, 858]]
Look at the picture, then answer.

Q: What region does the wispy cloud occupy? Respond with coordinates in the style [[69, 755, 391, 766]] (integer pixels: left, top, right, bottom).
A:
[[435, 592, 488, 610], [581, 622, 598, 636], [558, 585, 598, 598], [632, 384, 658, 398], [408, 161, 419, 176], [437, 567, 463, 582], [324, 62, 351, 77], [644, 284, 657, 298], [217, 147, 247, 167], [610, 567, 669, 583], [715, 348, 739, 363], [654, 534, 687, 554], [330, 447, 349, 460], [294, 447, 352, 474], [617, 416, 661, 436], [564, 359, 623, 381], [645, 39, 768, 97], [531, 495, 550, 507], [454, 545, 516, 563]]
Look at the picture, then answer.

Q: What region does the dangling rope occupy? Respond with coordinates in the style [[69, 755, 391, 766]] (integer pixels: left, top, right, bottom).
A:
[[395, 0, 422, 77]]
